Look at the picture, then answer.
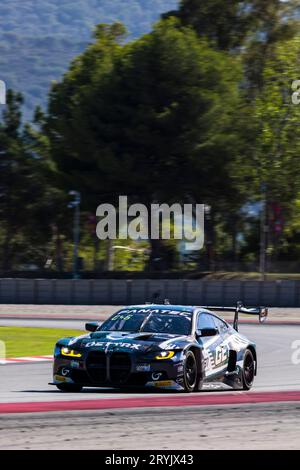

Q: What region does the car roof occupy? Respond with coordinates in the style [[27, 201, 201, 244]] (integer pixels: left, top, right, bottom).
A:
[[120, 305, 230, 324]]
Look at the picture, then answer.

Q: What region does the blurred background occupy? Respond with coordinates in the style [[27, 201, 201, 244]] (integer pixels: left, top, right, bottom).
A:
[[1, 0, 300, 281]]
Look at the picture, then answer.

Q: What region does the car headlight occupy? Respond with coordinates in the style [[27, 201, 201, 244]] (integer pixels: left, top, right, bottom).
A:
[[155, 351, 175, 360], [61, 347, 82, 358]]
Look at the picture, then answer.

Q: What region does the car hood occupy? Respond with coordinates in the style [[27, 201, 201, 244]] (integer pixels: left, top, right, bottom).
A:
[[65, 331, 193, 353]]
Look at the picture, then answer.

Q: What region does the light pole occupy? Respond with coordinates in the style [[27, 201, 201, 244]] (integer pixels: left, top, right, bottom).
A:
[[68, 191, 81, 279], [259, 183, 267, 281]]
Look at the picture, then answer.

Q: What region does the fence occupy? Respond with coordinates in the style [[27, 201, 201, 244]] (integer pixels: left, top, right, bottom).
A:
[[0, 278, 299, 307]]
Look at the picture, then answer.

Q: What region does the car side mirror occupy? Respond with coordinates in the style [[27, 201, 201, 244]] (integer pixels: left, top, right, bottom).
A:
[[85, 322, 99, 332], [196, 327, 218, 338]]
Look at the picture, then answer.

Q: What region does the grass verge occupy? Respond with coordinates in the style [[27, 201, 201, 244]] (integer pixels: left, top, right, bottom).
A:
[[0, 327, 84, 357]]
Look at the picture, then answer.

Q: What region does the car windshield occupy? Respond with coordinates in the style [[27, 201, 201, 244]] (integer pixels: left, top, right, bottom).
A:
[[100, 308, 193, 335]]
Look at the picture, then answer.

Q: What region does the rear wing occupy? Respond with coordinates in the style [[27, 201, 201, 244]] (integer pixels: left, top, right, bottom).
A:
[[200, 301, 268, 331]]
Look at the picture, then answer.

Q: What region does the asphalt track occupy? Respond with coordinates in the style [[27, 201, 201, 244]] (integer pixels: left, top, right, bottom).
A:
[[0, 322, 300, 449]]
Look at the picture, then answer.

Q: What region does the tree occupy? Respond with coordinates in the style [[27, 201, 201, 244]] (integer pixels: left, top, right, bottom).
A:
[[0, 92, 69, 270], [165, 0, 300, 96], [46, 19, 242, 269], [163, 1, 300, 265], [235, 36, 300, 264], [0, 91, 29, 270], [243, 0, 299, 94], [164, 0, 256, 50], [23, 109, 72, 272], [164, 0, 299, 51]]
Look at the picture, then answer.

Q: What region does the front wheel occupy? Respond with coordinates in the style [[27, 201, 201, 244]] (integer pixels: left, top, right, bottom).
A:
[[183, 351, 197, 392], [56, 383, 82, 393], [242, 349, 255, 390]]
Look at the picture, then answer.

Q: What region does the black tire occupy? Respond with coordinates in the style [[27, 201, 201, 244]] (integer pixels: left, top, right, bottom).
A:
[[183, 351, 197, 392], [242, 349, 255, 390], [56, 383, 82, 393]]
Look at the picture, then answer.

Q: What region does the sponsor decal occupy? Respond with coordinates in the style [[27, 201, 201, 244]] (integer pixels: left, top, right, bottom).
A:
[[147, 380, 183, 390], [70, 361, 80, 368], [54, 375, 74, 384], [203, 354, 209, 371], [54, 375, 66, 382], [153, 380, 173, 387], [119, 308, 191, 316], [214, 345, 229, 366], [151, 372, 162, 381], [136, 363, 151, 372], [204, 344, 228, 372], [163, 343, 182, 350], [85, 341, 141, 350], [110, 313, 134, 322]]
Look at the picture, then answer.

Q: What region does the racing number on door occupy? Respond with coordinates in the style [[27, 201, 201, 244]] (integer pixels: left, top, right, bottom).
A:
[[214, 345, 228, 366], [205, 344, 228, 372]]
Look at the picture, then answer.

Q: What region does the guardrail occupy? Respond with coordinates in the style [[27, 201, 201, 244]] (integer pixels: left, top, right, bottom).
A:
[[0, 278, 299, 306]]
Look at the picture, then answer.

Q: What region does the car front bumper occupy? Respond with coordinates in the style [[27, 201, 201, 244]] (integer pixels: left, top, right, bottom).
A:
[[52, 349, 185, 391]]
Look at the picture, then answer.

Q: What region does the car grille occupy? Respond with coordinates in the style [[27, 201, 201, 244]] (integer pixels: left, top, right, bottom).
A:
[[86, 351, 107, 383], [86, 351, 132, 385], [110, 352, 131, 384]]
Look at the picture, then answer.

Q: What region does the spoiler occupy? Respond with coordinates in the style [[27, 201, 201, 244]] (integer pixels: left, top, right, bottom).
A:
[[200, 301, 268, 331]]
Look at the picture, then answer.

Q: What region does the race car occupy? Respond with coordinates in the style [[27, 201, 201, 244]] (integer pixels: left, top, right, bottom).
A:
[[51, 301, 268, 393]]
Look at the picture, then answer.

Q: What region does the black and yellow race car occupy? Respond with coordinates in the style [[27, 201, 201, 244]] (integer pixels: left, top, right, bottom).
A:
[[51, 302, 268, 393]]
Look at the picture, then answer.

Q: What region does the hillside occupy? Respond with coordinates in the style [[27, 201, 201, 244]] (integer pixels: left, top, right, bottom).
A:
[[0, 0, 177, 120]]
